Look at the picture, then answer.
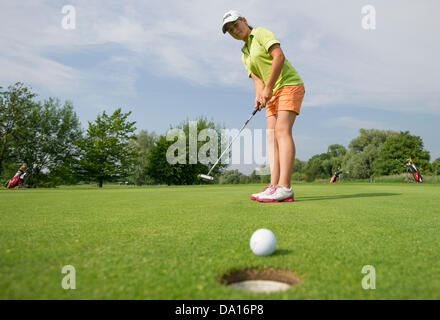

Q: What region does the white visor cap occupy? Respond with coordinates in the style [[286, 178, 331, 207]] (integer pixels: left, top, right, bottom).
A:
[[222, 10, 243, 34]]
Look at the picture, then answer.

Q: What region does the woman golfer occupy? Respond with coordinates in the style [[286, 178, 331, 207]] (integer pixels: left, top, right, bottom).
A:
[[222, 10, 305, 202]]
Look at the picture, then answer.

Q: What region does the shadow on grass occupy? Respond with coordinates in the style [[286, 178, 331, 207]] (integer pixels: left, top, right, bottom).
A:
[[296, 192, 400, 202], [272, 249, 292, 256]]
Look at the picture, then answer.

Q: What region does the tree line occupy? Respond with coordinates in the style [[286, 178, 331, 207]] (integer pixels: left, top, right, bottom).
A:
[[1, 82, 439, 187], [216, 128, 439, 184]]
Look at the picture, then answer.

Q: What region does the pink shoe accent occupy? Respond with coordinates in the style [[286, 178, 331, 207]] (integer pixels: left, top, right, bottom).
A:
[[267, 186, 277, 194], [258, 196, 295, 203], [249, 185, 271, 200], [255, 186, 276, 201]]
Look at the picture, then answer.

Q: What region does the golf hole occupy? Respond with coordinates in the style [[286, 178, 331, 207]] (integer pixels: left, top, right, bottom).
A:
[[219, 268, 300, 293]]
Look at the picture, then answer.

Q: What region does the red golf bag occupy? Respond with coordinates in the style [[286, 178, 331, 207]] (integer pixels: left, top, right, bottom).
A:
[[330, 170, 343, 183], [4, 169, 27, 189], [406, 160, 423, 183]]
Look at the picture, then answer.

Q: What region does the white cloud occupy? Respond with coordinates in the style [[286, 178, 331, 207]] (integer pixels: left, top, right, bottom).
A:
[[325, 116, 390, 131], [0, 0, 439, 114]]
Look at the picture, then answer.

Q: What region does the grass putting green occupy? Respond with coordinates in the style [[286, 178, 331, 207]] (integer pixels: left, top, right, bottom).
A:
[[0, 183, 439, 299]]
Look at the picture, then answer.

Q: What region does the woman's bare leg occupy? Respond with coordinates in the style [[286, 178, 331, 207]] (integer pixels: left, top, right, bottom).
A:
[[266, 115, 279, 186], [274, 110, 296, 188]]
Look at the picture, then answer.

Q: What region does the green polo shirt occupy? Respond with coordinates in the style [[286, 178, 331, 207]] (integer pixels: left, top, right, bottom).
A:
[[241, 27, 303, 93]]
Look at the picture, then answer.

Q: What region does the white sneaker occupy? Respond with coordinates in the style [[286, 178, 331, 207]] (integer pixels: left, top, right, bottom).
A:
[[250, 184, 274, 200], [257, 185, 294, 202]]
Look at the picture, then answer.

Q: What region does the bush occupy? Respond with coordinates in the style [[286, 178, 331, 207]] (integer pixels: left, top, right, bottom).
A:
[[367, 174, 440, 183], [291, 172, 306, 182], [431, 158, 440, 175]]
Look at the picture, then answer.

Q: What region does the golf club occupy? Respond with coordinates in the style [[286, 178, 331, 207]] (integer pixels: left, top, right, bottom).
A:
[[198, 103, 261, 181]]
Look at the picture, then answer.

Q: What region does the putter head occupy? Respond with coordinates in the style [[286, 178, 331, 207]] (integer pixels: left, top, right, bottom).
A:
[[198, 174, 214, 181]]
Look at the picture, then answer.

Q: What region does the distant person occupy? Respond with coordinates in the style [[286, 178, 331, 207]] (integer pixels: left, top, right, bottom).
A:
[[330, 169, 344, 183], [4, 164, 27, 189], [222, 10, 305, 202], [406, 158, 423, 183]]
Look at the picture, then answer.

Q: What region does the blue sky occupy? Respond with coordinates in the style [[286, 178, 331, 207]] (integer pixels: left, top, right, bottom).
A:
[[1, 0, 439, 174]]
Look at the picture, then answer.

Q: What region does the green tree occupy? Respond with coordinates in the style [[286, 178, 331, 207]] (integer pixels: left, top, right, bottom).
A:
[[291, 158, 307, 181], [305, 153, 331, 181], [145, 135, 177, 185], [129, 130, 158, 185], [348, 129, 395, 153], [342, 129, 398, 178], [14, 98, 82, 187], [218, 169, 248, 184], [327, 144, 347, 158], [327, 144, 346, 173], [431, 157, 440, 175], [0, 82, 36, 176], [373, 131, 430, 176], [305, 146, 345, 182], [248, 169, 263, 184], [342, 151, 370, 179], [293, 158, 306, 174], [76, 109, 137, 187], [239, 173, 249, 184], [145, 117, 227, 185]]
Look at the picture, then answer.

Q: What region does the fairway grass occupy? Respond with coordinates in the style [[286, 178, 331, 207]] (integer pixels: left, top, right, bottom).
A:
[[1, 183, 439, 299]]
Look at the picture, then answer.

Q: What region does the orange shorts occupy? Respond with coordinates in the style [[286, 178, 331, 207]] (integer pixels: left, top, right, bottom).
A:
[[265, 84, 305, 118]]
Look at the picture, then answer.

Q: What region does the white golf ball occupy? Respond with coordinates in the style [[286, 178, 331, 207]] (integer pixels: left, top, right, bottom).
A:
[[250, 228, 277, 256]]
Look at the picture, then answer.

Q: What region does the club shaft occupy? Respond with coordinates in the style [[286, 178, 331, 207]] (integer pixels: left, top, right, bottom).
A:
[[206, 112, 256, 176]]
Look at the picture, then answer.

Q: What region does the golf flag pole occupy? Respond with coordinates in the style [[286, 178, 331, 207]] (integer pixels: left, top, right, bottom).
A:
[[198, 104, 261, 181]]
